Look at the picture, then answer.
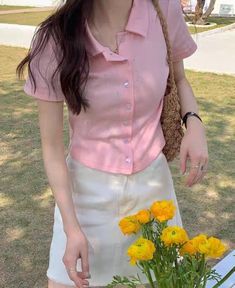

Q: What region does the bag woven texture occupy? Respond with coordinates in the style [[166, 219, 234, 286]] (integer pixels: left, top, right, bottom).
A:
[[152, 0, 184, 162]]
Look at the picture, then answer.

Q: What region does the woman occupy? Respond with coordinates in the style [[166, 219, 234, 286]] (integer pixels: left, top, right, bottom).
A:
[[17, 0, 208, 287]]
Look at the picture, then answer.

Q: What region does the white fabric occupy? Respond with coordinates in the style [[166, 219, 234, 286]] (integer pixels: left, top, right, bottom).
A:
[[47, 151, 183, 287]]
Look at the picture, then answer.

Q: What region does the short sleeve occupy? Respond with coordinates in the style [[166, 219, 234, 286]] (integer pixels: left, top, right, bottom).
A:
[[167, 0, 197, 62], [23, 33, 65, 102]]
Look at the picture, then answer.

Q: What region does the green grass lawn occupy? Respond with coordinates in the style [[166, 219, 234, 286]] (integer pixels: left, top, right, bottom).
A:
[[0, 45, 234, 287], [0, 11, 53, 26], [0, 5, 33, 11], [188, 16, 235, 34]]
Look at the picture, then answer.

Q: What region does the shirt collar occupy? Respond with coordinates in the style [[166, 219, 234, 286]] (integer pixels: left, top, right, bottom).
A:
[[125, 0, 149, 37], [85, 0, 149, 57]]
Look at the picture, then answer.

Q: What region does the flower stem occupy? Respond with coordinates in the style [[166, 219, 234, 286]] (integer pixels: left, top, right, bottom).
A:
[[142, 261, 155, 288], [152, 266, 159, 283], [212, 265, 235, 288], [195, 254, 205, 288]]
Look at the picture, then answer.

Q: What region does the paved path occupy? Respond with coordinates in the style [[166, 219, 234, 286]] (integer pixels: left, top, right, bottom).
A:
[[184, 27, 235, 76], [0, 7, 234, 76], [0, 7, 54, 15]]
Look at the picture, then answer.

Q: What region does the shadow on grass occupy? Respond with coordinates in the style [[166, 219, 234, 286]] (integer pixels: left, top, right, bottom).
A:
[[0, 79, 69, 288], [0, 71, 234, 287]]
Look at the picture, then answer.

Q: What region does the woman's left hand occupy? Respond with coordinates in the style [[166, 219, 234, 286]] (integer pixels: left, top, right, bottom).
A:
[[180, 117, 209, 187]]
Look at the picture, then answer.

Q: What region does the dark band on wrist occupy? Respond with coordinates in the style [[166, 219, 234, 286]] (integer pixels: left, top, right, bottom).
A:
[[182, 112, 202, 129]]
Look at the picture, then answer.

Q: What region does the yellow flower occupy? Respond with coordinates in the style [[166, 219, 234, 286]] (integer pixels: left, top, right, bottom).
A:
[[119, 215, 141, 235], [136, 209, 151, 224], [179, 239, 198, 256], [160, 226, 189, 246], [127, 236, 156, 265], [190, 234, 208, 253], [180, 234, 209, 256], [150, 200, 176, 222], [183, 234, 228, 259], [198, 236, 228, 259]]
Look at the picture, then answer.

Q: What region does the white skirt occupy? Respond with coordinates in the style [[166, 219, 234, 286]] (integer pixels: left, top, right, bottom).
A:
[[46, 151, 183, 287]]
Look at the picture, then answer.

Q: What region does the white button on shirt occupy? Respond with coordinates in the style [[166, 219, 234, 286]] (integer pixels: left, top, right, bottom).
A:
[[125, 157, 131, 163], [124, 81, 129, 88]]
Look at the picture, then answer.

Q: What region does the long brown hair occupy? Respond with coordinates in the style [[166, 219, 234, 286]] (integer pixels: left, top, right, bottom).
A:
[[16, 0, 93, 115]]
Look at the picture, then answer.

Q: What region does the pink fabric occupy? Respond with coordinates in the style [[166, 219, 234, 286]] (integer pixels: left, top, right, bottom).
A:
[[23, 0, 197, 175]]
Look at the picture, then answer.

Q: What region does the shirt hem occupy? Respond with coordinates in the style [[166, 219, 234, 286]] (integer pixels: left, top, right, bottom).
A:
[[69, 140, 166, 175]]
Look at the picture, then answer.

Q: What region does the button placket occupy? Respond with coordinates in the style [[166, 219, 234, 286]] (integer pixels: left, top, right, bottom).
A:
[[121, 62, 134, 169]]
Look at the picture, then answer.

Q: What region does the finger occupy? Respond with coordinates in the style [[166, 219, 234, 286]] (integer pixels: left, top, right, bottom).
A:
[[191, 155, 208, 185], [196, 168, 207, 184], [81, 278, 90, 286], [80, 245, 90, 278], [180, 145, 188, 175], [195, 159, 208, 184], [76, 272, 90, 288], [63, 258, 84, 288], [77, 271, 90, 280], [67, 270, 84, 288], [186, 159, 200, 187], [191, 164, 204, 185]]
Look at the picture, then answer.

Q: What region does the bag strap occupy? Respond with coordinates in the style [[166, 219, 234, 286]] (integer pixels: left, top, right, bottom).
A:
[[151, 0, 176, 89]]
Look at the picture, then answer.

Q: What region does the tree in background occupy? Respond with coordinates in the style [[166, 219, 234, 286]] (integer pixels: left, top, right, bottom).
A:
[[194, 0, 217, 24], [181, 0, 217, 25]]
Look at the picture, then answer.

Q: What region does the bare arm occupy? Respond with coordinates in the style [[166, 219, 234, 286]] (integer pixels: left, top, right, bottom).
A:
[[173, 60, 200, 118], [36, 99, 80, 234], [173, 60, 209, 187], [36, 99, 90, 287]]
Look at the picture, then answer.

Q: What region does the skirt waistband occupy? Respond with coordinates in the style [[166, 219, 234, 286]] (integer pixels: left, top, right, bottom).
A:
[[66, 150, 167, 178]]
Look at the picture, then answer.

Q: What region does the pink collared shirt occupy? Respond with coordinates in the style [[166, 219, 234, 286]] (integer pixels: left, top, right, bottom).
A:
[[24, 0, 197, 175]]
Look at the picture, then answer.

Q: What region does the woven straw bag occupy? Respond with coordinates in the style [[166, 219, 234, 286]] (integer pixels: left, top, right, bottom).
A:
[[151, 0, 184, 162]]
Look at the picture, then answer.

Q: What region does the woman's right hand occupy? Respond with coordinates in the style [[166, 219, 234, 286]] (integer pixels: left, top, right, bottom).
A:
[[62, 228, 90, 288]]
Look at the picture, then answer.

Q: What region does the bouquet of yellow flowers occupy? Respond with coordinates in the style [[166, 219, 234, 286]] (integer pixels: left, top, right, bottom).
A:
[[106, 200, 230, 288]]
